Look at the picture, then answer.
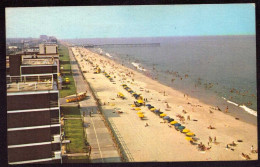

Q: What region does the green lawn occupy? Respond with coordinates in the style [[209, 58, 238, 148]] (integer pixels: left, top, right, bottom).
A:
[[65, 119, 86, 153], [58, 44, 77, 98], [61, 106, 89, 161]]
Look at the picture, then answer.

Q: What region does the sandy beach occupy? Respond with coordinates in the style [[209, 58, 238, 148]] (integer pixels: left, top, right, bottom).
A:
[[71, 46, 257, 161]]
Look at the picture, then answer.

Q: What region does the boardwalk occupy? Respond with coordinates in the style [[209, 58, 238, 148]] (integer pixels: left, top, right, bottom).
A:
[[68, 47, 121, 163]]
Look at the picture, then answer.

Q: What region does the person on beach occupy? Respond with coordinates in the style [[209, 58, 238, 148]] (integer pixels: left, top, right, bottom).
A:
[[187, 115, 190, 121], [145, 123, 149, 127], [209, 136, 212, 143], [89, 111, 91, 117], [225, 106, 229, 113], [88, 145, 92, 157], [214, 137, 216, 143], [251, 145, 254, 153]]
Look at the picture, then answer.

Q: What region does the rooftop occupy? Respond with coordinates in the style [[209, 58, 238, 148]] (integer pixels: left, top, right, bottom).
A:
[[22, 58, 57, 65], [7, 74, 56, 92]]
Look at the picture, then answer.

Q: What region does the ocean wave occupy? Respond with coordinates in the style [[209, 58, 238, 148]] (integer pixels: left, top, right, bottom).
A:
[[131, 62, 147, 71], [239, 105, 257, 117], [222, 97, 257, 117], [98, 48, 103, 54], [105, 53, 112, 58]]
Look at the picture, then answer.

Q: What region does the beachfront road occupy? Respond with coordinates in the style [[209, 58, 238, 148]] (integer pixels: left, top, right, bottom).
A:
[[68, 47, 121, 163]]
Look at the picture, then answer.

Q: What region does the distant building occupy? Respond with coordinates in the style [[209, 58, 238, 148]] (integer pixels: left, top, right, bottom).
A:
[[48, 36, 57, 43], [39, 44, 58, 54], [40, 35, 48, 40], [24, 47, 39, 53]]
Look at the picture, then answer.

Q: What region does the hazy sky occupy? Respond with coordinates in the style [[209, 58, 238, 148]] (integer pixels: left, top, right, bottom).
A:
[[6, 4, 255, 39]]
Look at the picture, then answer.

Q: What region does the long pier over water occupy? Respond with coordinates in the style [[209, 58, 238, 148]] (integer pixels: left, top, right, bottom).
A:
[[82, 43, 160, 48]]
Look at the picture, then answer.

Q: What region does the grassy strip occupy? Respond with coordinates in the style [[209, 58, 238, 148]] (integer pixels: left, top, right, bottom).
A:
[[61, 106, 89, 161], [65, 119, 86, 153], [58, 44, 77, 98]]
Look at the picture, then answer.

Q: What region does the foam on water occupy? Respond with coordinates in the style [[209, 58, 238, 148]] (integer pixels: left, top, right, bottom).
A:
[[222, 97, 257, 117], [239, 105, 257, 117], [131, 62, 147, 71], [105, 53, 112, 58]]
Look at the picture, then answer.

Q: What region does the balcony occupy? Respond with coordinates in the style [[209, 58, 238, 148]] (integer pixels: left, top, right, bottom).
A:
[[51, 134, 61, 143], [52, 151, 61, 159]]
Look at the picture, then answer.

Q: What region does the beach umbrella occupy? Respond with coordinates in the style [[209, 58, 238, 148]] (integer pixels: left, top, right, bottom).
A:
[[163, 116, 170, 120], [148, 106, 154, 109], [154, 110, 159, 113], [146, 104, 151, 106], [168, 118, 174, 122], [137, 111, 143, 114], [178, 126, 185, 130], [131, 104, 136, 107], [135, 108, 141, 111], [138, 96, 143, 100], [150, 108, 156, 111], [118, 92, 124, 96], [160, 113, 166, 117], [182, 129, 190, 133], [186, 132, 195, 136], [132, 92, 136, 95], [170, 121, 178, 125], [138, 114, 144, 118], [173, 123, 181, 127], [137, 100, 144, 104], [185, 137, 193, 141]]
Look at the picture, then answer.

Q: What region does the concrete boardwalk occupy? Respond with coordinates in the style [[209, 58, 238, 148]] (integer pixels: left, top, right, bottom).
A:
[[68, 47, 121, 163]]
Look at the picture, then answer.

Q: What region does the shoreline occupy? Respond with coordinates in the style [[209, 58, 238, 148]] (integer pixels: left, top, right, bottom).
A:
[[91, 48, 257, 126], [71, 46, 257, 161]]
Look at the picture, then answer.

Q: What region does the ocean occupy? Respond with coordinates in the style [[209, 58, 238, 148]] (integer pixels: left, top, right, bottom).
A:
[[66, 35, 257, 123]]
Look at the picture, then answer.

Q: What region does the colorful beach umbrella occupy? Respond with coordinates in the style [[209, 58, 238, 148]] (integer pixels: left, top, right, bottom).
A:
[[178, 126, 185, 130], [168, 118, 174, 122], [173, 123, 181, 127], [186, 132, 195, 136], [137, 100, 144, 104], [109, 103, 115, 106], [170, 121, 178, 125], [185, 137, 193, 141], [148, 105, 154, 109], [118, 92, 124, 97], [150, 108, 156, 111], [146, 104, 151, 106], [154, 110, 160, 113], [131, 104, 136, 107], [182, 129, 190, 133], [160, 113, 166, 117], [137, 111, 143, 114], [135, 108, 141, 111], [163, 116, 170, 120], [138, 114, 144, 118]]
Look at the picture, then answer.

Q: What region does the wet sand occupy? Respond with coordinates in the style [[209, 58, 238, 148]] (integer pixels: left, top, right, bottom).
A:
[[71, 47, 258, 161]]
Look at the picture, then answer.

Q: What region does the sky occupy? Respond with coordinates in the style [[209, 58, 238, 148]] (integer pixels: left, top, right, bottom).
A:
[[5, 4, 255, 39]]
